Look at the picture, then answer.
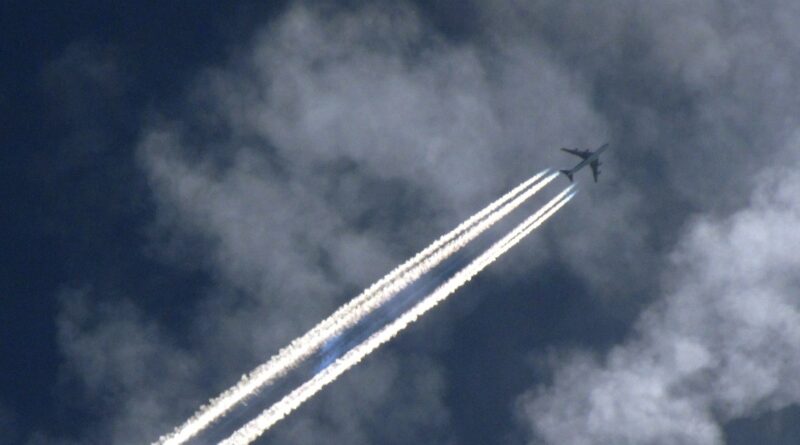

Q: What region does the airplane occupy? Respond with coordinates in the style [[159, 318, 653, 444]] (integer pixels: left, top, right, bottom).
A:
[[559, 143, 609, 182]]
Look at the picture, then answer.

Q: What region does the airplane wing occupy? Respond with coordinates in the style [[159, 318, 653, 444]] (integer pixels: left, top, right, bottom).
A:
[[590, 159, 600, 182], [561, 148, 590, 159]]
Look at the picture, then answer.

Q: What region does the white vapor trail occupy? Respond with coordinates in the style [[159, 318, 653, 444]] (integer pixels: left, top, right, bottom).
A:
[[221, 185, 577, 444], [155, 170, 556, 445]]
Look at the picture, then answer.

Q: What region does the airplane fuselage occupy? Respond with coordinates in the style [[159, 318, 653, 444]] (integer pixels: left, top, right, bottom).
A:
[[564, 143, 607, 175], [559, 143, 609, 182]]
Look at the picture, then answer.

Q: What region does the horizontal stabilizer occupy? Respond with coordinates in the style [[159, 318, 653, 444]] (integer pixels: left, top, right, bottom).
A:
[[560, 169, 573, 182]]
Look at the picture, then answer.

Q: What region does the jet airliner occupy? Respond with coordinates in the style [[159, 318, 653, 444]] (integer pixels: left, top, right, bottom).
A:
[[559, 143, 609, 182]]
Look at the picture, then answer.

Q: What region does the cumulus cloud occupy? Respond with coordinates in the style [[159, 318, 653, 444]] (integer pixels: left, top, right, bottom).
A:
[[55, 289, 201, 445], [480, 1, 800, 442], [480, 0, 800, 210], [519, 144, 800, 443], [46, 0, 800, 443], [146, 2, 651, 302], [131, 3, 600, 441]]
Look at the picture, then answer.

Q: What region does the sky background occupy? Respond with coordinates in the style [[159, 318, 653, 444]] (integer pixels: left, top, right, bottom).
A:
[[3, 1, 800, 444]]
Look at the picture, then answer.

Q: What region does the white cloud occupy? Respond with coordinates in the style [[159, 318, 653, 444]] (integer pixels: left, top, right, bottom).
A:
[[519, 144, 800, 444], [48, 1, 800, 443], [128, 4, 611, 441], [55, 289, 201, 445], [139, 1, 611, 364]]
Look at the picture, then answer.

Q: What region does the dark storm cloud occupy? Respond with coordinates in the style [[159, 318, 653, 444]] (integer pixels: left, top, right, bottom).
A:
[[40, 0, 800, 444]]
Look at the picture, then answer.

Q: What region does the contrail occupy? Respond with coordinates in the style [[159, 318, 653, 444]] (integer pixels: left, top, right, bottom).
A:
[[220, 185, 576, 444], [154, 170, 556, 445]]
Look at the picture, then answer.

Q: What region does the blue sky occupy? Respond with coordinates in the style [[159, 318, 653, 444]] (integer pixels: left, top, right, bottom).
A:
[[3, 1, 800, 444]]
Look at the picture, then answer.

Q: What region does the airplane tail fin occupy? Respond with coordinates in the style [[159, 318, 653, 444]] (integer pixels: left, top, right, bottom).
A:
[[560, 170, 573, 182]]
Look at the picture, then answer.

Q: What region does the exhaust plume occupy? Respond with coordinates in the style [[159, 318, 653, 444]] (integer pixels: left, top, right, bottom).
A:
[[220, 186, 576, 444], [155, 170, 556, 445]]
